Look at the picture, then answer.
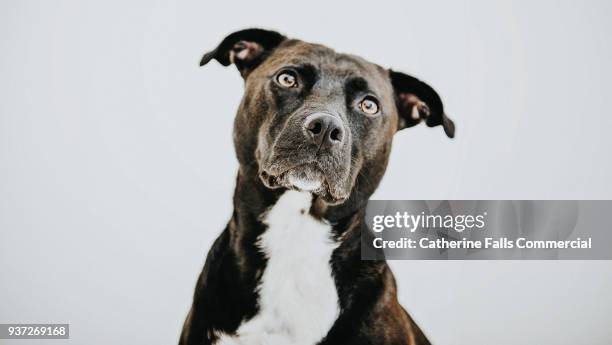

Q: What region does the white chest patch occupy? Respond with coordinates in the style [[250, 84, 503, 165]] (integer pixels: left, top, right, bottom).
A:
[[216, 190, 340, 345]]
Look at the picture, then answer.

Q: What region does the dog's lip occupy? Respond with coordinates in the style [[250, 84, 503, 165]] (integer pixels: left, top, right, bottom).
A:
[[261, 162, 323, 184], [260, 162, 324, 189], [262, 162, 311, 179], [259, 163, 348, 205]]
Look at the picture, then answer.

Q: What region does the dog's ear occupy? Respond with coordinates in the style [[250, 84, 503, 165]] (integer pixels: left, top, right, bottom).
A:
[[389, 70, 455, 138], [200, 28, 286, 78]]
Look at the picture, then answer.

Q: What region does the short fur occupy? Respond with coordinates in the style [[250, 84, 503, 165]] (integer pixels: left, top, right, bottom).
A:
[[180, 28, 455, 345]]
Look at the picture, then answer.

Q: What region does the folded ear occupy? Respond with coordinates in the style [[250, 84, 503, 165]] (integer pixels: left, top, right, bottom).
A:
[[389, 70, 455, 138], [200, 28, 286, 78]]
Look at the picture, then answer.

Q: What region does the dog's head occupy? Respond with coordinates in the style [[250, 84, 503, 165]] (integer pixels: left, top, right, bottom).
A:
[[201, 29, 455, 205]]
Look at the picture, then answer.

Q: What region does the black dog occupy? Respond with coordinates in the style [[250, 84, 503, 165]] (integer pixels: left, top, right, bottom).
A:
[[180, 28, 454, 345]]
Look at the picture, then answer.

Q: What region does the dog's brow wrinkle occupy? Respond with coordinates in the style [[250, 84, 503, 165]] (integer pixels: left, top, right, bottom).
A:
[[345, 77, 370, 93]]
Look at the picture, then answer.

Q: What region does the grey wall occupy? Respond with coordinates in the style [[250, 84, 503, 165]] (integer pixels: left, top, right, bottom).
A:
[[1, 0, 611, 344]]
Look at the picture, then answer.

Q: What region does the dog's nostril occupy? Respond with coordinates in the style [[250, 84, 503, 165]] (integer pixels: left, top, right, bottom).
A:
[[330, 128, 342, 142], [304, 113, 344, 148], [308, 121, 322, 135]]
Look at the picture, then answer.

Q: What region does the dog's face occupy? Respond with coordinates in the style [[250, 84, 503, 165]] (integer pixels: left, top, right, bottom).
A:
[[201, 29, 455, 205]]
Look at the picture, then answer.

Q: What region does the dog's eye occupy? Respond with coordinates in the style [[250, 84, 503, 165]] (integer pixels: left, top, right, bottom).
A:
[[359, 97, 380, 115], [276, 71, 298, 88]]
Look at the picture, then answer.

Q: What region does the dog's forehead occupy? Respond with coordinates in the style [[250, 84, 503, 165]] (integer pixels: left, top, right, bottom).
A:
[[268, 40, 388, 84]]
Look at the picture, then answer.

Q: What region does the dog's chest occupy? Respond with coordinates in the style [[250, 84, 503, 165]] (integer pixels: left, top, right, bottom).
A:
[[217, 190, 340, 345]]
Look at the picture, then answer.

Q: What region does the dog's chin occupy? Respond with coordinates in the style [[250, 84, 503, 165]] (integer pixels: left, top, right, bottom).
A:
[[259, 164, 348, 205], [287, 172, 322, 192]]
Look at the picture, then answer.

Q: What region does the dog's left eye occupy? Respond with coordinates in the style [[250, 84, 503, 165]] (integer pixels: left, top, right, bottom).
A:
[[276, 71, 298, 88], [359, 96, 380, 115]]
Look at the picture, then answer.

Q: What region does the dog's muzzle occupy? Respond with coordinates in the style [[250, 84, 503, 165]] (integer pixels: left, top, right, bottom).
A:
[[258, 112, 352, 204]]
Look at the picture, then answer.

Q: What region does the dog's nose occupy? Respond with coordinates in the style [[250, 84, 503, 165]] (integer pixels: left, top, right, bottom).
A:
[[304, 113, 345, 148]]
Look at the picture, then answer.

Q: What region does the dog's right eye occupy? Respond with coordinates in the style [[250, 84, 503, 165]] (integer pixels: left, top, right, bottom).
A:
[[276, 71, 298, 88]]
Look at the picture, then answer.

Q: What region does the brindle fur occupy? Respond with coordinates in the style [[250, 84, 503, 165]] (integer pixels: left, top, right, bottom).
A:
[[180, 28, 455, 345]]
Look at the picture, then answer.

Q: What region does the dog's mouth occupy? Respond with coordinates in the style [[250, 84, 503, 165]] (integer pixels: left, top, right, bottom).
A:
[[259, 163, 348, 204]]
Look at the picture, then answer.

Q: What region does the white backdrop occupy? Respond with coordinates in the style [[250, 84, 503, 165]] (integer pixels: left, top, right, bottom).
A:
[[1, 1, 612, 344]]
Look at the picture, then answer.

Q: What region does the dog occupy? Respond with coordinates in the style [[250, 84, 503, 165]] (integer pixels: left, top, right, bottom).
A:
[[180, 28, 455, 345]]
